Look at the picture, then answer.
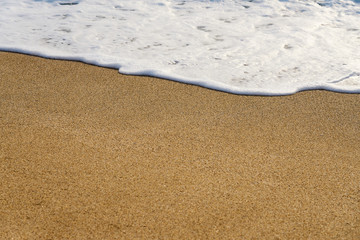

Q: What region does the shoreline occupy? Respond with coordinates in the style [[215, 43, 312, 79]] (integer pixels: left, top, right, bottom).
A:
[[1, 51, 359, 239], [3, 49, 359, 96]]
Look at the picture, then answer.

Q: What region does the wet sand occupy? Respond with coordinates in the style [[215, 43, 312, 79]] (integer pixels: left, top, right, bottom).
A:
[[1, 51, 359, 239]]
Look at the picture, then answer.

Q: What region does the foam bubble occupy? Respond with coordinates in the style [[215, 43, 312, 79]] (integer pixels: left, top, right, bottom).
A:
[[1, 0, 359, 95]]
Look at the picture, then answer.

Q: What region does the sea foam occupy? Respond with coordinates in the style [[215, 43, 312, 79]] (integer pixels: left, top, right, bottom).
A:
[[0, 0, 359, 95]]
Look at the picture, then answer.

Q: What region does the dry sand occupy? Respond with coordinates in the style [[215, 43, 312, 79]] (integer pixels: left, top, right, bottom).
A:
[[0, 51, 359, 239]]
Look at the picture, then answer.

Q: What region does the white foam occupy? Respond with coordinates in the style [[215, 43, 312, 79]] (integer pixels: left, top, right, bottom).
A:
[[1, 0, 359, 95]]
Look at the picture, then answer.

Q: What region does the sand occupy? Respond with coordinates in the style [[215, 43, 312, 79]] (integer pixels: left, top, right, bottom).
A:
[[0, 51, 359, 239]]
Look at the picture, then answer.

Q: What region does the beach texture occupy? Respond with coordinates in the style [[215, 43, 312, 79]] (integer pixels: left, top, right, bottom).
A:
[[1, 51, 359, 239]]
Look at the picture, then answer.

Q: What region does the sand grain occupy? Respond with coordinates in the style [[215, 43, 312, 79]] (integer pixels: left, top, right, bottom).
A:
[[0, 52, 359, 239]]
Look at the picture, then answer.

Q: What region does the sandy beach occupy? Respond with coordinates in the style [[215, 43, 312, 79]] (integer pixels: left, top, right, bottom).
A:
[[0, 51, 359, 239]]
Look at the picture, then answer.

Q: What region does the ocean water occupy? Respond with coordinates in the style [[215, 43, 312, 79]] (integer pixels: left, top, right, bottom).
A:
[[0, 0, 359, 95]]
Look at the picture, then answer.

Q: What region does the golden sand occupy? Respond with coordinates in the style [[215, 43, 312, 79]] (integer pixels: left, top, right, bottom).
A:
[[1, 51, 359, 239]]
